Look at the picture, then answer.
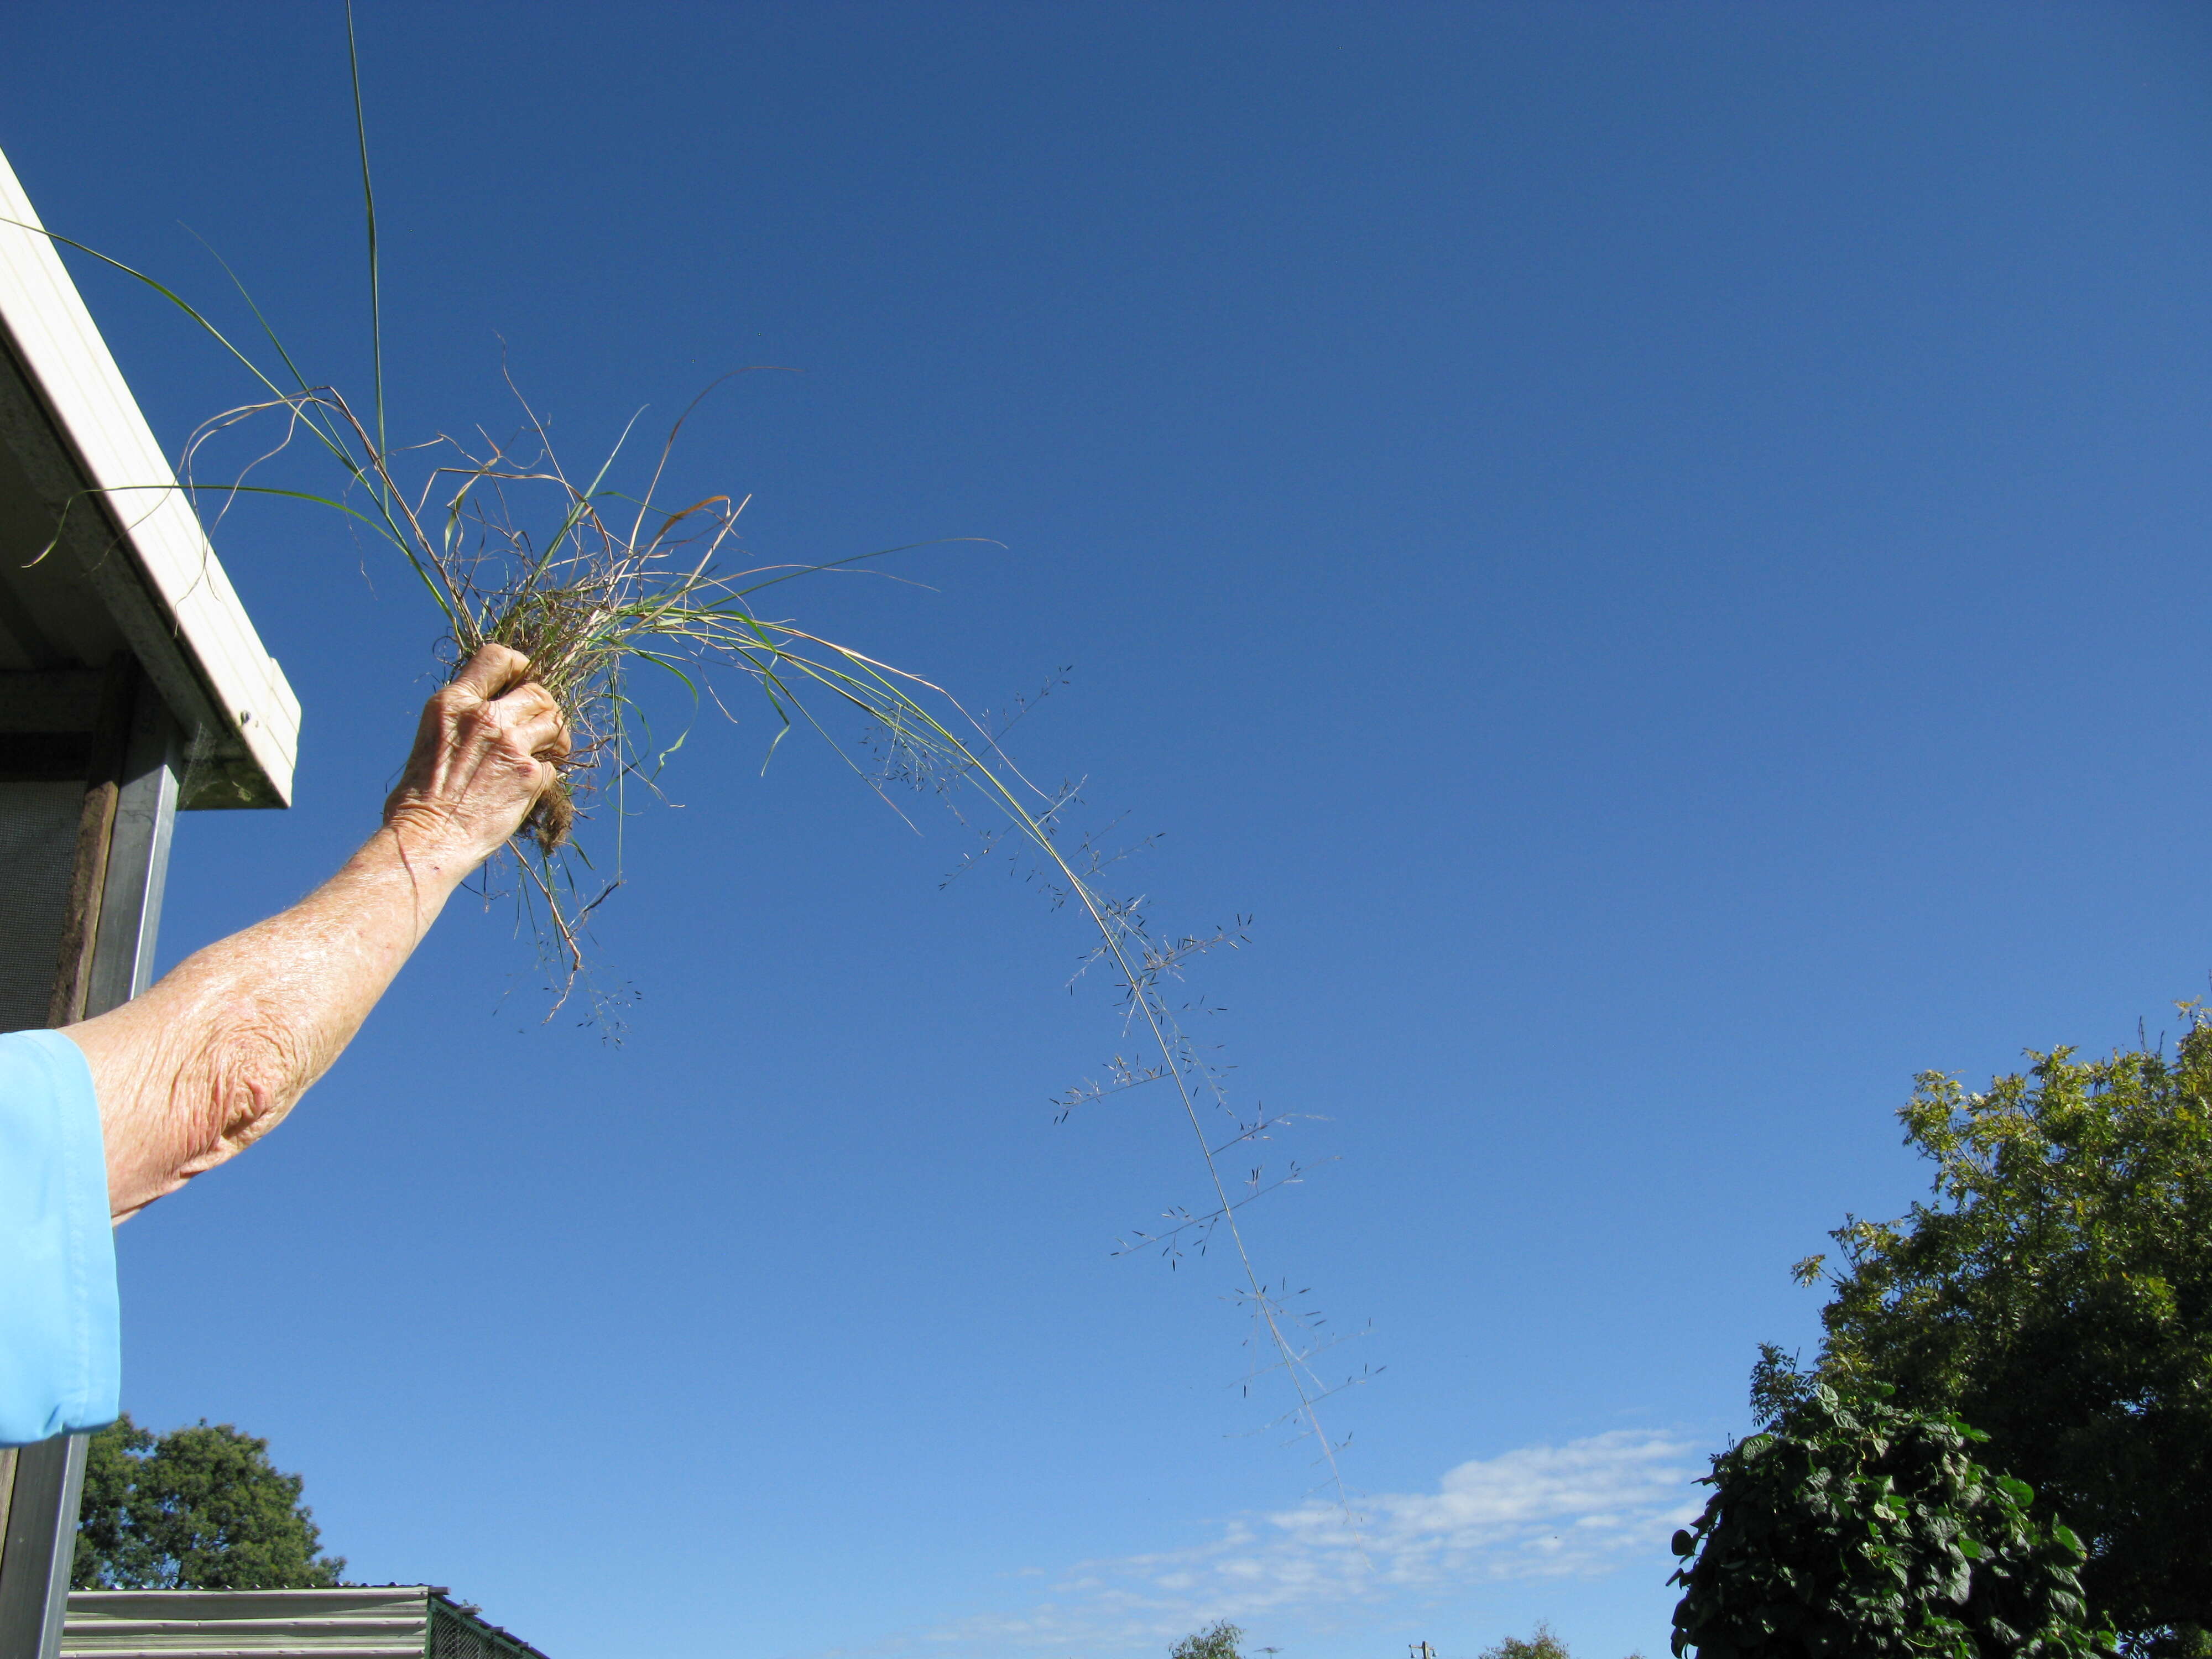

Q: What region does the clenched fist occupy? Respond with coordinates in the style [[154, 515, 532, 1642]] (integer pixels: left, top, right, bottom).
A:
[[382, 643, 571, 866]]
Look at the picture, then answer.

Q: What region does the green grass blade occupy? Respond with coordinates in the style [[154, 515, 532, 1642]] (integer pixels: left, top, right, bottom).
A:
[[345, 0, 388, 477]]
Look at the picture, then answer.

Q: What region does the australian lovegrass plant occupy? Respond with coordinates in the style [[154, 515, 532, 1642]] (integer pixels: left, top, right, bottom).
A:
[[169, 369, 1004, 1006], [6, 3, 1373, 1500]]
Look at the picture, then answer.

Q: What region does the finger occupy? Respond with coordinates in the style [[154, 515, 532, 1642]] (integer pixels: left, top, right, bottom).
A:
[[490, 678, 560, 722], [450, 642, 531, 702], [492, 680, 563, 741], [508, 698, 571, 763]]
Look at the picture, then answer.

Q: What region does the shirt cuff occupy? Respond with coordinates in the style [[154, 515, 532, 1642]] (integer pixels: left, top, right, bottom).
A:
[[0, 1028, 121, 1445]]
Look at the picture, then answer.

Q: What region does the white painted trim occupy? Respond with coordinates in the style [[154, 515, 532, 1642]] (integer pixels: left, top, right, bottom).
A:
[[0, 144, 299, 806]]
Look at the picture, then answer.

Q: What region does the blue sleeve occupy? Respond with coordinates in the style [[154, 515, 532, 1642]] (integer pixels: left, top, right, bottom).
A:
[[0, 1028, 119, 1446]]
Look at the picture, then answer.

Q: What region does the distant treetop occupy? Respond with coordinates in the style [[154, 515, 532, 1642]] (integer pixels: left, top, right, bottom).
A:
[[75, 1413, 347, 1591]]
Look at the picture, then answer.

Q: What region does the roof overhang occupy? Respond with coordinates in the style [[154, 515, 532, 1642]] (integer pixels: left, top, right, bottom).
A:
[[0, 144, 298, 808]]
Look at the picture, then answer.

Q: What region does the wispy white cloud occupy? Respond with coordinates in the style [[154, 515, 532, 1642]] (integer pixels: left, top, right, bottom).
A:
[[835, 1431, 1703, 1659]]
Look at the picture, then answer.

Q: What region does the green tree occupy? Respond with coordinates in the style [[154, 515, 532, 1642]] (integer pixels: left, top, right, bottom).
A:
[[1668, 1380, 2109, 1658], [74, 1413, 347, 1590], [1171, 1623, 1243, 1659], [1170, 1622, 1244, 1659], [1481, 1624, 1573, 1659], [1790, 1011, 2212, 1655]]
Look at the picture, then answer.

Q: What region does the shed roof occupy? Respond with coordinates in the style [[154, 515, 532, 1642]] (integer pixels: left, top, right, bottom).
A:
[[62, 1588, 551, 1659], [0, 143, 299, 807]]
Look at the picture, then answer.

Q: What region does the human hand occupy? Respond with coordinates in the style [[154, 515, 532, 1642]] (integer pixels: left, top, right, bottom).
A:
[[382, 643, 571, 867]]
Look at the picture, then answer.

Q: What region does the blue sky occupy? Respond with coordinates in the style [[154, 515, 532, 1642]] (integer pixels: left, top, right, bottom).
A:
[[8, 3, 2212, 1656]]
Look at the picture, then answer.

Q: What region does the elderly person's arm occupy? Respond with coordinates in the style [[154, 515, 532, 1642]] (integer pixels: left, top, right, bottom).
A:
[[64, 644, 566, 1220]]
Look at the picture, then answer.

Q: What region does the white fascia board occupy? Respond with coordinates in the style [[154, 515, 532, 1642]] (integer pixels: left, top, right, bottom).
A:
[[0, 143, 299, 806]]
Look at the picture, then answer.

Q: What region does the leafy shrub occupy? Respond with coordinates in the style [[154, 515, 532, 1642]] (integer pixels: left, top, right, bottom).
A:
[[1668, 1381, 2110, 1658]]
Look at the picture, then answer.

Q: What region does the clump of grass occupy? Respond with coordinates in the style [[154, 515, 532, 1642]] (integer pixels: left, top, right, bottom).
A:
[[8, 0, 1374, 1507], [171, 367, 1011, 1004]]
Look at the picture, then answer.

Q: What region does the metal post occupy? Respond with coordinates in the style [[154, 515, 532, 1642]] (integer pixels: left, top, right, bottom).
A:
[[85, 685, 182, 1011], [0, 1437, 85, 1659], [0, 665, 180, 1659]]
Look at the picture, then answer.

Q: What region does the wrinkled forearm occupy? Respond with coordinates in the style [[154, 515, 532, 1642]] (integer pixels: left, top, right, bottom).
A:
[[65, 821, 477, 1218]]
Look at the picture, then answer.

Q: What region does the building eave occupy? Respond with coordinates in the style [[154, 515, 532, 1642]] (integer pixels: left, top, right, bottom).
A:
[[0, 143, 299, 808]]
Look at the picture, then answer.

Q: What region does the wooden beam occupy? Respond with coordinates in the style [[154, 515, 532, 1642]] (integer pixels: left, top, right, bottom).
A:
[[45, 658, 133, 1029]]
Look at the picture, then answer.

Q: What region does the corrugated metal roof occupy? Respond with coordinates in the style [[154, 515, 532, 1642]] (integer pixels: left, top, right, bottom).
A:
[[60, 1589, 549, 1659], [62, 1588, 430, 1659]]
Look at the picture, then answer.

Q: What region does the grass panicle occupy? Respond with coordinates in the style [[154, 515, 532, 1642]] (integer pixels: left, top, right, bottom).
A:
[[184, 372, 1375, 1491]]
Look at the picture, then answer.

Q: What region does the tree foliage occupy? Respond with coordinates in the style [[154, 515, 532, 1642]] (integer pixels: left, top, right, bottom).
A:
[[1480, 1624, 1574, 1659], [1793, 1013, 2212, 1655], [74, 1413, 347, 1590], [1170, 1622, 1244, 1659], [1668, 1379, 2110, 1658]]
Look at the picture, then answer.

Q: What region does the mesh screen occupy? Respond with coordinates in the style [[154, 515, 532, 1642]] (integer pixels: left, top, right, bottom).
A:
[[431, 1608, 502, 1659], [0, 780, 80, 1030]]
